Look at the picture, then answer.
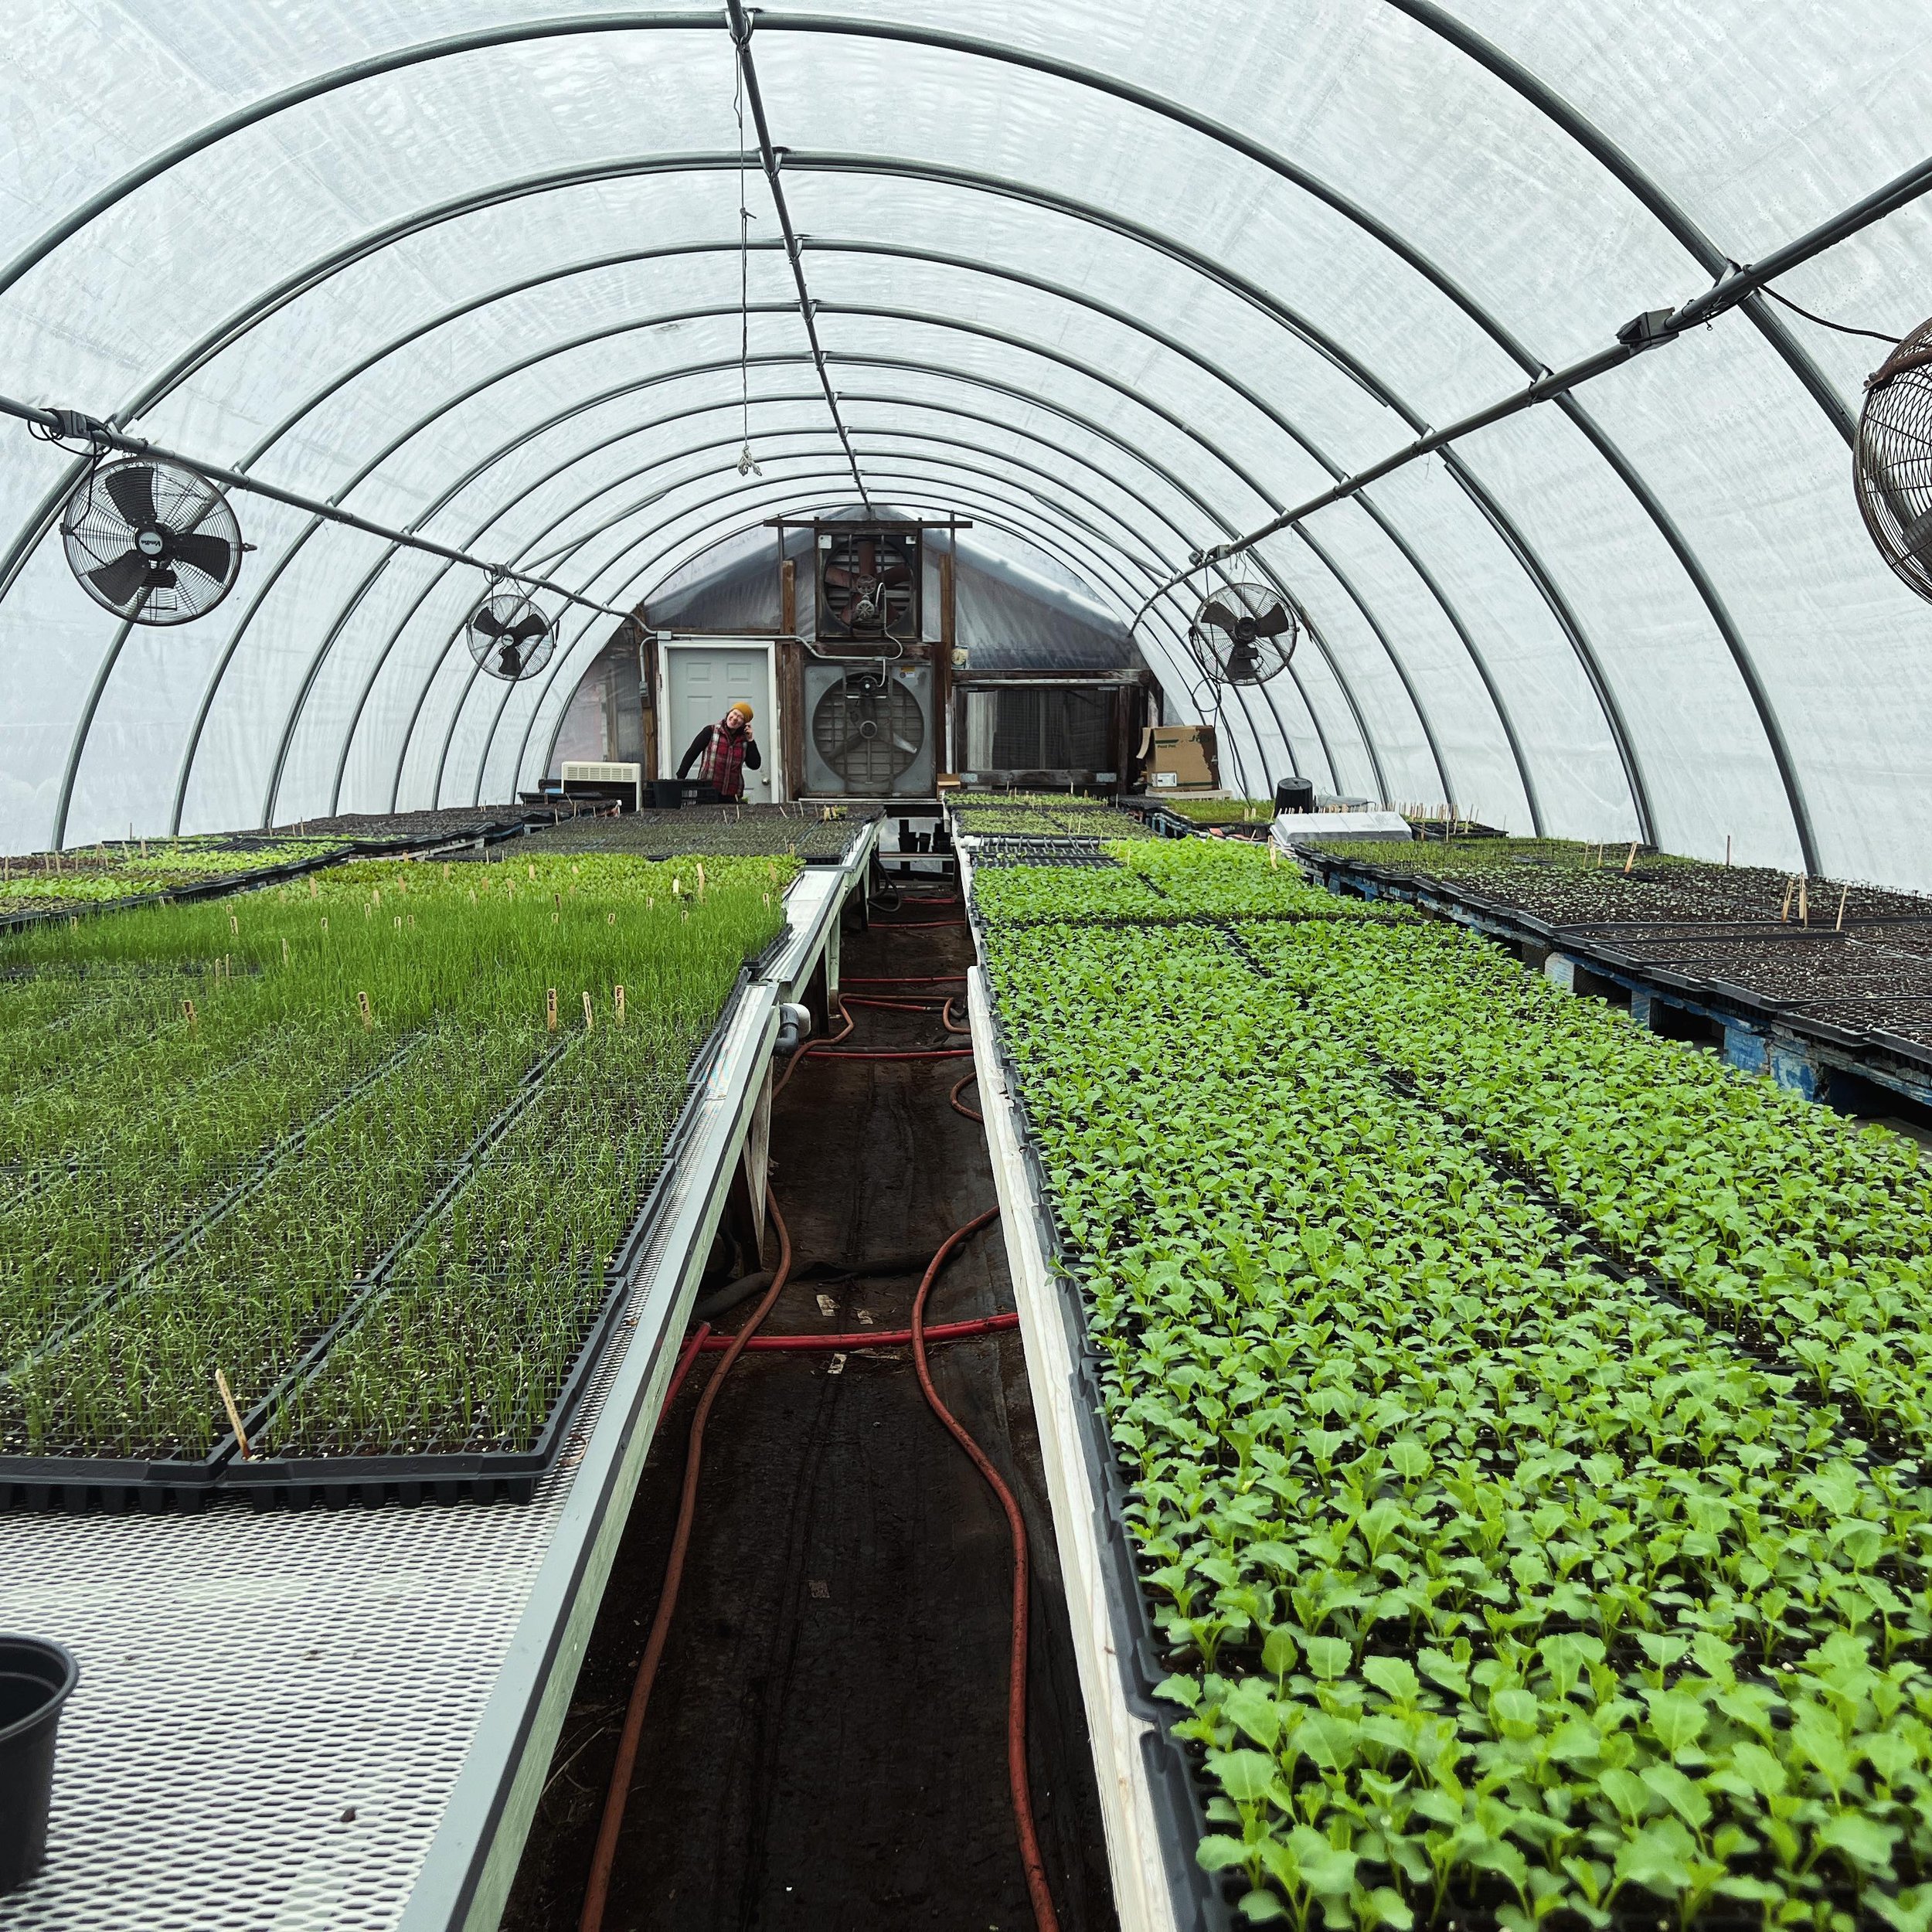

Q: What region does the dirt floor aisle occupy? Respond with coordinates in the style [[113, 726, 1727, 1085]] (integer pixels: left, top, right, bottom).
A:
[[504, 894, 1117, 1931]]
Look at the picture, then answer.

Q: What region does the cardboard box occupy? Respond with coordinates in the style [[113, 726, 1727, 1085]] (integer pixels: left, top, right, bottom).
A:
[[1141, 724, 1218, 791]]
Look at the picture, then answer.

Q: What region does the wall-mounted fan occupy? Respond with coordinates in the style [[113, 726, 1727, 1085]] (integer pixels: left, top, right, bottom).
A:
[[810, 668, 926, 790], [1855, 320, 1932, 604], [1189, 583, 1298, 685], [60, 457, 243, 624], [466, 590, 556, 682], [818, 526, 920, 639]]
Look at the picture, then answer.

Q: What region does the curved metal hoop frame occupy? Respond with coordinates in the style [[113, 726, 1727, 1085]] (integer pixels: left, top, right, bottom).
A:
[[0, 8, 1842, 862]]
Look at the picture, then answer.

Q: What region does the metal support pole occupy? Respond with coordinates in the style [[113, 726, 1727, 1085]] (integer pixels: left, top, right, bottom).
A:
[[725, 0, 869, 508], [1138, 141, 1932, 607], [0, 393, 641, 623]]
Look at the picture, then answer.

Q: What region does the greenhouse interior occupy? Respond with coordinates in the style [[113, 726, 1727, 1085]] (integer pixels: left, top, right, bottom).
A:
[[2, 4, 1932, 1930]]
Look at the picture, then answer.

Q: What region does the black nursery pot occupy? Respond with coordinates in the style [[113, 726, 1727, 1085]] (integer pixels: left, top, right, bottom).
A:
[[0, 1635, 78, 1895]]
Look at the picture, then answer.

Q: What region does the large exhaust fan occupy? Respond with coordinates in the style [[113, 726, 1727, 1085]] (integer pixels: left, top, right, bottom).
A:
[[60, 457, 243, 624], [818, 526, 920, 641]]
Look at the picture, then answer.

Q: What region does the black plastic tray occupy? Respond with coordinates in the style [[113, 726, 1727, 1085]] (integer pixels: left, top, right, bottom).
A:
[[217, 975, 750, 1511], [968, 917, 1237, 1932]]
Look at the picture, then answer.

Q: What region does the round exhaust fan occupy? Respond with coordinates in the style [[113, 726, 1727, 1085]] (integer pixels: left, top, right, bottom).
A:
[[1189, 582, 1298, 685], [465, 590, 556, 682], [811, 669, 924, 790], [61, 457, 243, 624], [1856, 320, 1932, 604]]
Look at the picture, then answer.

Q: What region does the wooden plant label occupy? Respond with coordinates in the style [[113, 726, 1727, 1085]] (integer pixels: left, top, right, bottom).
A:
[[672, 876, 682, 896], [1623, 842, 1638, 874], [358, 990, 373, 1028], [614, 984, 626, 1025], [546, 987, 559, 1032], [527, 863, 536, 880], [1798, 879, 1808, 925], [696, 862, 706, 896], [553, 892, 561, 911], [583, 990, 595, 1031], [281, 937, 290, 965], [229, 913, 239, 934], [1780, 878, 1794, 923], [309, 876, 318, 896], [215, 1369, 251, 1460], [1836, 885, 1849, 931], [321, 916, 329, 933], [182, 997, 197, 1028]]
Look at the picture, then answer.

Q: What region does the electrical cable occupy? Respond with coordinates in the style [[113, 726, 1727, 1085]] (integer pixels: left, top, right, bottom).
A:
[[1760, 283, 1903, 345], [910, 1206, 1060, 1932], [577, 1189, 794, 1932]]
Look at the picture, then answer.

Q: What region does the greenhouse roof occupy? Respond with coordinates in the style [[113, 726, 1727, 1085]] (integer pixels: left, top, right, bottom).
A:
[[2, 4, 1930, 879]]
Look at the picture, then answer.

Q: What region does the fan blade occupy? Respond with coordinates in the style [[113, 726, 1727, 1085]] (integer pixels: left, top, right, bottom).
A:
[[1199, 600, 1239, 633], [168, 530, 233, 584], [876, 558, 912, 583], [507, 614, 549, 646], [497, 642, 524, 678], [104, 464, 158, 529], [473, 607, 506, 638], [85, 549, 149, 609], [821, 566, 854, 587], [1248, 604, 1292, 638]]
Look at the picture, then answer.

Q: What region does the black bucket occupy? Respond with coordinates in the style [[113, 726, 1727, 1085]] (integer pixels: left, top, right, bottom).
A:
[[0, 1635, 78, 1894], [651, 778, 685, 809]]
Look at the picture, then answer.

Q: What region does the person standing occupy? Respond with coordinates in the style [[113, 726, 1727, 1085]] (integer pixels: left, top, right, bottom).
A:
[[676, 700, 761, 801]]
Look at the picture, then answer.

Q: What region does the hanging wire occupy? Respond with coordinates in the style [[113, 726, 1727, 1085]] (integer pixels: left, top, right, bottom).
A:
[[1760, 283, 1903, 346], [733, 50, 761, 478]]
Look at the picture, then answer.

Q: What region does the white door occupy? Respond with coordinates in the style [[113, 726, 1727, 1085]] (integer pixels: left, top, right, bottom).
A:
[[663, 644, 777, 802]]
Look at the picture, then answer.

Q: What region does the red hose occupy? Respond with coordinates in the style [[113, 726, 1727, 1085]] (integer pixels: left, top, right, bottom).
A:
[[838, 995, 950, 1012], [813, 1047, 974, 1061], [697, 1311, 1018, 1352], [658, 1321, 712, 1416], [941, 996, 971, 1036], [772, 1005, 855, 1098], [912, 1207, 1059, 1932], [578, 1191, 794, 1932], [950, 1072, 983, 1123]]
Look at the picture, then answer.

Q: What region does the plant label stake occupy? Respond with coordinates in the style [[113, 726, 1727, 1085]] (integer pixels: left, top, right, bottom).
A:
[[358, 990, 373, 1029], [1798, 879, 1808, 926], [281, 936, 290, 965], [1725, 835, 1732, 869], [229, 913, 239, 935], [321, 915, 328, 932], [583, 990, 595, 1032], [1780, 878, 1794, 923], [182, 997, 197, 1028], [215, 1369, 251, 1460], [1623, 842, 1637, 874], [546, 988, 559, 1032], [553, 892, 561, 912], [614, 984, 626, 1025], [1836, 885, 1849, 931], [309, 876, 317, 896]]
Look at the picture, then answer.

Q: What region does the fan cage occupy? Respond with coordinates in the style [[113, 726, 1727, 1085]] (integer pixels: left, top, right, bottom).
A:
[[816, 527, 922, 641], [1187, 580, 1299, 688], [60, 458, 244, 627], [1856, 318, 1932, 607], [465, 591, 559, 683]]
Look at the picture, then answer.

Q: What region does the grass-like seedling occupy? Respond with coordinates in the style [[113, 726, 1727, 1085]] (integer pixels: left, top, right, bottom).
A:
[[0, 852, 792, 1461]]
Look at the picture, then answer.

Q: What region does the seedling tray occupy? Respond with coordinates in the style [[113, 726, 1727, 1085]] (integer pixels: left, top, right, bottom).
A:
[[218, 976, 750, 1511], [970, 919, 1236, 1931]]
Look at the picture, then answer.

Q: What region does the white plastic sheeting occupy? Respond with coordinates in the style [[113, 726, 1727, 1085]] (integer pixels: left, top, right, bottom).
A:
[[0, 2, 1928, 875]]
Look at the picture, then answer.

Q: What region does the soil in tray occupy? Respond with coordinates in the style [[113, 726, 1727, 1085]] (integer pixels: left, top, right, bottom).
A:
[[503, 912, 1117, 1932]]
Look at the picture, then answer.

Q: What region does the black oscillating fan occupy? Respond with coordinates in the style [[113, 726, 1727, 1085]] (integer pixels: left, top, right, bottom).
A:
[[1856, 319, 1932, 605], [466, 591, 556, 682], [60, 458, 243, 624], [1189, 583, 1298, 685]]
